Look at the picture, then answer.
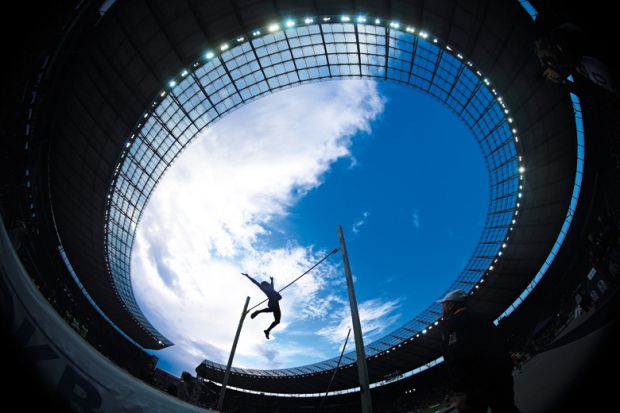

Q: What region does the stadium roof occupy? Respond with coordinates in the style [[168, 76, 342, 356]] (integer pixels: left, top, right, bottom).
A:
[[42, 0, 577, 389]]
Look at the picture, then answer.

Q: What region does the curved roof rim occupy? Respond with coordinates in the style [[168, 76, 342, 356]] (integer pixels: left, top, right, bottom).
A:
[[105, 16, 523, 370]]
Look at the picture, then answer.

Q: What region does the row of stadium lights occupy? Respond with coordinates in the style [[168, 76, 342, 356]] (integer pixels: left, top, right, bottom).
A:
[[103, 12, 526, 357], [25, 4, 95, 225], [22, 56, 53, 222]]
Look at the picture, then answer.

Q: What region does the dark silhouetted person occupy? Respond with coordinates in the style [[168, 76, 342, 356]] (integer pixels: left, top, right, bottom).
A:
[[178, 371, 204, 404], [242, 273, 282, 339], [166, 383, 178, 397], [534, 21, 618, 95], [438, 289, 520, 413]]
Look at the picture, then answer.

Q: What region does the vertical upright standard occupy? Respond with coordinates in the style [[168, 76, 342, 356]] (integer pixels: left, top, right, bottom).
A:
[[338, 225, 373, 412], [318, 328, 352, 412], [217, 296, 250, 412]]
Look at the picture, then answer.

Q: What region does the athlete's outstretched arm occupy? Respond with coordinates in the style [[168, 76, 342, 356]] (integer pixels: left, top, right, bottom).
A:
[[241, 273, 261, 288]]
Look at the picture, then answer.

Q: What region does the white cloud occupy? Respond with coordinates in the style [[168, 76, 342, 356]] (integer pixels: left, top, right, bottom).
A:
[[130, 80, 396, 374], [352, 211, 371, 234], [412, 210, 421, 230], [315, 298, 403, 345]]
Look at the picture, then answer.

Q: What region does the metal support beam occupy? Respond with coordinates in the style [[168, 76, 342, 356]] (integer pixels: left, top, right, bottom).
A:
[[338, 225, 372, 413], [217, 296, 250, 412]]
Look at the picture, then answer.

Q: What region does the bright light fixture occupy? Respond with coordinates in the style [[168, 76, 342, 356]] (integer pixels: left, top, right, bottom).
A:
[[268, 23, 280, 32], [286, 20, 295, 27], [168, 80, 176, 87], [304, 17, 314, 24], [519, 166, 525, 173], [205, 51, 215, 59]]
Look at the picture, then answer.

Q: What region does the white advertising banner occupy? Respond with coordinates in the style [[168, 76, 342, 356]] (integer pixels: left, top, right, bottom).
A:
[[0, 220, 212, 412]]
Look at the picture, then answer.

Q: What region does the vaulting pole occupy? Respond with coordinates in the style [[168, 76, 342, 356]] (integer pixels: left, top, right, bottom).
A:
[[217, 296, 250, 412], [246, 248, 339, 313], [338, 225, 373, 413]]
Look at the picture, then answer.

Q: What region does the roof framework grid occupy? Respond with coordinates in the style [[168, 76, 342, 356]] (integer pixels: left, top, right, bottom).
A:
[[45, 0, 577, 383]]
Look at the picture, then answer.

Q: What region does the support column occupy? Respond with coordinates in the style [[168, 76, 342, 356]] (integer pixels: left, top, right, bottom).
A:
[[338, 225, 372, 413], [217, 296, 250, 412]]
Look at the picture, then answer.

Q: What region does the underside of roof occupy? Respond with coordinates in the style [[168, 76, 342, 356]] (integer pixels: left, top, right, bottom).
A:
[[42, 0, 575, 383]]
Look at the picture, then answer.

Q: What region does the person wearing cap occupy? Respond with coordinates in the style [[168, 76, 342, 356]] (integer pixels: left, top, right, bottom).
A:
[[438, 289, 519, 413]]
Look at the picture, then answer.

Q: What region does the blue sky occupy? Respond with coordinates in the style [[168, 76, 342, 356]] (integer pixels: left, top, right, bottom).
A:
[[131, 79, 487, 376]]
